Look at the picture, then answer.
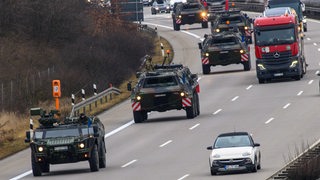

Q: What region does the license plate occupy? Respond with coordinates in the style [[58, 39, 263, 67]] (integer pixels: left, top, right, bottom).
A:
[[188, 14, 195, 17], [155, 94, 166, 97], [274, 73, 284, 77], [225, 165, 239, 170], [54, 146, 68, 151]]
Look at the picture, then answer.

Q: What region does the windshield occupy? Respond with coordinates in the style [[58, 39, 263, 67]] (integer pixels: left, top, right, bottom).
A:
[[182, 4, 201, 11], [211, 37, 237, 46], [214, 135, 252, 148], [207, 0, 224, 2], [45, 128, 80, 138], [255, 27, 295, 46], [143, 76, 178, 88], [268, 2, 303, 19], [82, 127, 94, 135]]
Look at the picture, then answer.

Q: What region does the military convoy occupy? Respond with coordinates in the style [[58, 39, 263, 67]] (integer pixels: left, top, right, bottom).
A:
[[128, 64, 200, 123], [25, 108, 106, 176], [172, 0, 209, 31]]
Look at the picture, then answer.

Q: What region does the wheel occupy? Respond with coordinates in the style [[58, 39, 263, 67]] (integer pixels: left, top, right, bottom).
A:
[[31, 153, 42, 176], [209, 160, 216, 175], [243, 60, 251, 71], [304, 24, 307, 32], [196, 93, 200, 116], [251, 158, 258, 172], [294, 75, 301, 81], [302, 59, 307, 74], [258, 78, 265, 84], [99, 141, 106, 168], [41, 163, 50, 173], [133, 111, 144, 123], [186, 96, 196, 119], [201, 22, 208, 28], [202, 64, 210, 74], [89, 144, 99, 172], [173, 20, 180, 31], [142, 111, 148, 120]]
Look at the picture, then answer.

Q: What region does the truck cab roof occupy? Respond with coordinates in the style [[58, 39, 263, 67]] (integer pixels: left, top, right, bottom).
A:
[[254, 14, 297, 27]]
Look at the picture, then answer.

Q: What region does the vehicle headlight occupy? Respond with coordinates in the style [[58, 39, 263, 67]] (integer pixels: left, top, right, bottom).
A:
[[257, 64, 266, 70], [136, 96, 142, 101], [156, 7, 159, 10], [180, 92, 185, 97], [38, 146, 44, 152], [79, 143, 85, 149], [201, 12, 207, 17], [290, 60, 298, 68], [212, 154, 220, 158], [244, 26, 249, 30], [178, 15, 182, 18], [166, 6, 170, 9], [205, 53, 209, 57], [240, 49, 245, 54], [242, 152, 251, 156], [215, 29, 220, 33], [302, 19, 307, 23]]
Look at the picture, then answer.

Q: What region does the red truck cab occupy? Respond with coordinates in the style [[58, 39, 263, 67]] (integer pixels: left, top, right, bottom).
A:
[[253, 14, 307, 83]]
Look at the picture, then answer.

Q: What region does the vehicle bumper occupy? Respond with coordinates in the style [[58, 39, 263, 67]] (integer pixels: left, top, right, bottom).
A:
[[211, 158, 254, 173], [206, 52, 242, 66]]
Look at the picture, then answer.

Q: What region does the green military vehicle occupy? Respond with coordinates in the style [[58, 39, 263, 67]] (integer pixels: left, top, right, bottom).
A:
[[25, 108, 106, 176], [172, 0, 209, 31], [127, 64, 200, 123], [211, 10, 252, 44], [198, 31, 251, 74]]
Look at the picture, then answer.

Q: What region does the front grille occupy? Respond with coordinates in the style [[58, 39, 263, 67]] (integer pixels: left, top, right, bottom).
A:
[[47, 137, 74, 145], [216, 158, 247, 166], [141, 92, 182, 110], [262, 51, 292, 65]]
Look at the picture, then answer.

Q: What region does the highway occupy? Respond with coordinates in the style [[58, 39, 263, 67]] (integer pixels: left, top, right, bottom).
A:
[[2, 6, 320, 180]]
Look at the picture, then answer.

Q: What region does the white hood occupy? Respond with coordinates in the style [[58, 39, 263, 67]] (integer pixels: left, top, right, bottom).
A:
[[211, 146, 253, 160]]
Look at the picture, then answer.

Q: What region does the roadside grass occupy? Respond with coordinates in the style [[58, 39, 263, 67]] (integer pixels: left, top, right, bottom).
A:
[[0, 35, 173, 160]]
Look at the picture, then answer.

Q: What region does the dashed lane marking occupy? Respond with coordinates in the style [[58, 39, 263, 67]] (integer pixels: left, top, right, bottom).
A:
[[283, 103, 291, 109], [308, 80, 314, 85], [121, 159, 137, 168], [246, 85, 253, 90], [213, 109, 222, 115], [189, 123, 200, 130], [177, 174, 190, 180], [160, 140, 173, 148], [313, 42, 317, 46], [265, 117, 274, 124], [297, 91, 303, 96], [231, 96, 239, 101]]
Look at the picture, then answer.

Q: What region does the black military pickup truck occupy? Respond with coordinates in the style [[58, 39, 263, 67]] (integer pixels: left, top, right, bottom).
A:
[[128, 64, 200, 123], [198, 31, 251, 74], [172, 1, 209, 31], [25, 108, 106, 176], [211, 10, 252, 44]]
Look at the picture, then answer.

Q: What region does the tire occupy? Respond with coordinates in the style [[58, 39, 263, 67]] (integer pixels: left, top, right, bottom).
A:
[[251, 158, 258, 172], [202, 64, 210, 74], [31, 153, 42, 176], [186, 96, 196, 119], [89, 144, 99, 172], [202, 22, 208, 28], [41, 163, 50, 173], [133, 111, 144, 123], [99, 142, 106, 168], [258, 78, 265, 84], [304, 24, 307, 32], [209, 160, 216, 175], [196, 93, 200, 116], [294, 75, 301, 81], [142, 111, 148, 120], [243, 60, 251, 71]]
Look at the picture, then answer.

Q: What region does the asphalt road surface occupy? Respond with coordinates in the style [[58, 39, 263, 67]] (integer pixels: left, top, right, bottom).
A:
[[2, 6, 320, 180]]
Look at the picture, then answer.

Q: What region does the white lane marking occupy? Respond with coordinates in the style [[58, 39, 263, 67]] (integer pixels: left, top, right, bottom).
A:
[[178, 174, 190, 180], [318, 48, 320, 52], [306, 38, 311, 41], [246, 85, 253, 90], [315, 71, 320, 75], [121, 159, 137, 168], [265, 117, 274, 124], [181, 30, 201, 39], [231, 96, 239, 101], [213, 109, 222, 115], [189, 123, 200, 130], [283, 103, 291, 109], [160, 140, 173, 147], [297, 91, 303, 96], [105, 120, 135, 138], [313, 42, 317, 46], [308, 80, 314, 85], [9, 170, 32, 180]]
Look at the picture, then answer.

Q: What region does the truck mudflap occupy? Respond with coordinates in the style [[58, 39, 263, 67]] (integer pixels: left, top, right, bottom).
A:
[[132, 101, 141, 111]]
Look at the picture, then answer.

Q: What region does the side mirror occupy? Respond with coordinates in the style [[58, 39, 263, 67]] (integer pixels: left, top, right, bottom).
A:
[[207, 146, 213, 150], [198, 42, 203, 49], [254, 143, 260, 147], [25, 131, 31, 143], [127, 82, 132, 91]]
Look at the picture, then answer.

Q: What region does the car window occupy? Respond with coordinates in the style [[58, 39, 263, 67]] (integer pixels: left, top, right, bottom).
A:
[[214, 135, 252, 148], [211, 37, 237, 45], [143, 76, 178, 88]]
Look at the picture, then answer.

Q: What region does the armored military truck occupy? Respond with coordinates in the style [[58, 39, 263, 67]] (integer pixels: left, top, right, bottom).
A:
[[127, 64, 200, 123], [211, 10, 252, 44], [25, 108, 106, 176], [198, 31, 251, 74], [172, 0, 209, 31]]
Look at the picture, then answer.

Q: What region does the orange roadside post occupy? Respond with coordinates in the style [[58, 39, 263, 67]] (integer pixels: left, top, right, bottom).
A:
[[52, 80, 61, 110]]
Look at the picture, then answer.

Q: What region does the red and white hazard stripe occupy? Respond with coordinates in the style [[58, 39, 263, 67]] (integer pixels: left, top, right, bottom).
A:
[[245, 30, 251, 37], [176, 19, 181, 24], [202, 57, 209, 64], [182, 98, 192, 107], [202, 16, 208, 22], [241, 54, 249, 62], [132, 102, 141, 111]]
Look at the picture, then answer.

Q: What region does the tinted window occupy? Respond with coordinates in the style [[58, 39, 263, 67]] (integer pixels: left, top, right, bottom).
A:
[[211, 37, 236, 45], [143, 76, 178, 88], [255, 27, 295, 46], [45, 128, 80, 138]]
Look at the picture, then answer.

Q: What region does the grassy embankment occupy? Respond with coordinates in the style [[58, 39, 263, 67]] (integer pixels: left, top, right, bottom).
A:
[[0, 36, 173, 160]]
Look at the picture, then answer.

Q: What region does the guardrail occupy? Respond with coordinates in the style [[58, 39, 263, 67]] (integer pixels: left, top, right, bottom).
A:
[[70, 87, 121, 117], [232, 1, 320, 19]]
